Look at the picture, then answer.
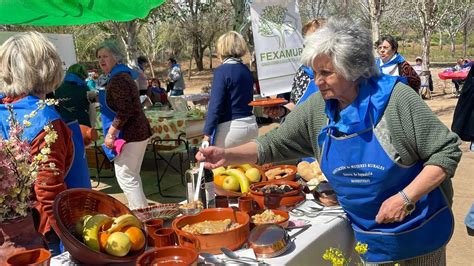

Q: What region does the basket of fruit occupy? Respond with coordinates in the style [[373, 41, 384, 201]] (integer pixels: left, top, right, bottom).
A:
[[53, 189, 146, 264], [212, 164, 267, 197]]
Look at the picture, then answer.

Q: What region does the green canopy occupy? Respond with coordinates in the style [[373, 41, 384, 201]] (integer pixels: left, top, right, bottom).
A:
[[0, 0, 165, 26]]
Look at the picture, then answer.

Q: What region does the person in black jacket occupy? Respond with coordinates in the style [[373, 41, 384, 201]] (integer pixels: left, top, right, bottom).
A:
[[451, 66, 474, 151]]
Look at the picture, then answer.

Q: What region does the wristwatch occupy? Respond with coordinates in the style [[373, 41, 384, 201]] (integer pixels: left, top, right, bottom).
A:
[[399, 190, 416, 215]]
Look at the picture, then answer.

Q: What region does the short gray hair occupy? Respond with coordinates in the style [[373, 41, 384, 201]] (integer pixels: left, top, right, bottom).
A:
[[96, 40, 124, 63], [0, 31, 64, 97], [300, 17, 379, 82]]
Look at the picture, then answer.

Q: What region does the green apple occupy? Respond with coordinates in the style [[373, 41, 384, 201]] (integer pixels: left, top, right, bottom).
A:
[[222, 175, 240, 191], [212, 166, 227, 177], [245, 168, 261, 183]]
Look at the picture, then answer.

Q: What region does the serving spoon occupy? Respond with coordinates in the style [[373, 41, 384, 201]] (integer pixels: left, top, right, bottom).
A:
[[201, 252, 253, 265], [220, 247, 267, 265]]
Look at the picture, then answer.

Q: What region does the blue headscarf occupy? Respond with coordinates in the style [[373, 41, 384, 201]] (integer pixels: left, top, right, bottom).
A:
[[317, 75, 403, 147]]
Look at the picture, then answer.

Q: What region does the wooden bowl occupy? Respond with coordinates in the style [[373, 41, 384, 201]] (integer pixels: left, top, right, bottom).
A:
[[172, 208, 250, 254], [264, 165, 297, 182], [136, 246, 199, 266], [214, 165, 267, 198], [249, 180, 306, 209], [250, 209, 290, 229], [53, 189, 145, 264]]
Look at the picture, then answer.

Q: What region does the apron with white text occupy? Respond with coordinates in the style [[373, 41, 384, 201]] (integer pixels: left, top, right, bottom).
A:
[[319, 125, 453, 263]]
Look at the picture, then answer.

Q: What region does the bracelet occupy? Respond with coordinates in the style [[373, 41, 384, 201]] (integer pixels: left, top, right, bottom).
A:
[[106, 133, 116, 140]]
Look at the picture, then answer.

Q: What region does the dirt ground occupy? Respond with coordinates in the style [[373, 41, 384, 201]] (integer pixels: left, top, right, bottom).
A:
[[181, 65, 474, 265]]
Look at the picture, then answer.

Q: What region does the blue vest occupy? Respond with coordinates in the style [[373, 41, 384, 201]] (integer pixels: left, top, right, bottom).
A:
[[319, 124, 453, 263], [0, 95, 91, 189]]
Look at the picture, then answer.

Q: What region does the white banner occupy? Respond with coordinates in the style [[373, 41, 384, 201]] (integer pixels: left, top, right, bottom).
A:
[[0, 32, 77, 71], [250, 0, 303, 97]]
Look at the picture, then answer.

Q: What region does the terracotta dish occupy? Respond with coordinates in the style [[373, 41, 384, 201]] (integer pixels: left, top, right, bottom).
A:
[[250, 209, 290, 228], [248, 98, 288, 107], [136, 246, 199, 266], [249, 180, 306, 209], [6, 248, 51, 266], [264, 165, 297, 182], [172, 208, 250, 254], [53, 189, 145, 264]]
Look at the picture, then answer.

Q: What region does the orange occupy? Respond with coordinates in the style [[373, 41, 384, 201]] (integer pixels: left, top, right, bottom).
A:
[[214, 175, 227, 187], [98, 231, 111, 252], [122, 226, 145, 251]]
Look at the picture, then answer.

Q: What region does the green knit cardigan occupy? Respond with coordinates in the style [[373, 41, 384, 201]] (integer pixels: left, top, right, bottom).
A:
[[255, 82, 462, 203]]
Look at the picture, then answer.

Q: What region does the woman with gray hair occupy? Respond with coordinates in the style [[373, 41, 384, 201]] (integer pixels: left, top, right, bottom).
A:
[[0, 31, 74, 256], [96, 40, 151, 209], [197, 18, 461, 265]]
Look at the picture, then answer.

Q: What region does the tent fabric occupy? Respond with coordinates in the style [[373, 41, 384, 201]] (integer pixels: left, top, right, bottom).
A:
[[0, 0, 165, 26]]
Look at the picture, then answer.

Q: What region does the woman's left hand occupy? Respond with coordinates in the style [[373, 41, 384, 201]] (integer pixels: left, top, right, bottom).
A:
[[104, 135, 115, 150], [375, 193, 408, 224]]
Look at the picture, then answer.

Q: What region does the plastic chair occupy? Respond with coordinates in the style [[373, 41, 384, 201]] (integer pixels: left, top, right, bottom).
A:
[[151, 132, 190, 197]]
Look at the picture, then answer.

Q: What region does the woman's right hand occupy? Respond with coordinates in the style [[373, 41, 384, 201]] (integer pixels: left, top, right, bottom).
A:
[[263, 106, 286, 118], [196, 146, 226, 169]]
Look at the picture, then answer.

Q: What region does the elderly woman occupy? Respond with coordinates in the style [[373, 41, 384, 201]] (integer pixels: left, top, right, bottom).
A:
[[0, 32, 75, 255], [203, 31, 258, 148], [375, 35, 420, 93], [197, 18, 461, 265], [96, 40, 151, 209]]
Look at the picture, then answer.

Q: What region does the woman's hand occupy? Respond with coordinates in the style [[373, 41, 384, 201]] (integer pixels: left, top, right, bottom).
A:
[[263, 106, 286, 118], [104, 134, 115, 150], [375, 193, 408, 224], [196, 146, 226, 169]]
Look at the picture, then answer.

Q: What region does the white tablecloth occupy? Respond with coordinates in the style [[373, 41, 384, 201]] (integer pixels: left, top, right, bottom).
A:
[[51, 196, 355, 265]]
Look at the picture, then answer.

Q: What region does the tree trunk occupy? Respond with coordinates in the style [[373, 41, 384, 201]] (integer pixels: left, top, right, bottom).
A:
[[369, 0, 382, 44], [462, 23, 468, 57], [449, 35, 456, 58], [209, 45, 213, 70], [232, 0, 245, 31], [438, 30, 443, 50]]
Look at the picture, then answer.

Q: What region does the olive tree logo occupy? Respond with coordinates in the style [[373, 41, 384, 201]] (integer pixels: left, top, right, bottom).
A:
[[258, 5, 297, 49]]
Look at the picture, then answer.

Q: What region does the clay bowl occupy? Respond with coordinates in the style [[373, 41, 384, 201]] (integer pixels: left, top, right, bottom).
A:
[[249, 180, 306, 210], [136, 246, 199, 266], [79, 125, 98, 146], [172, 208, 250, 254], [214, 165, 267, 198], [53, 189, 145, 264], [6, 248, 51, 266], [264, 165, 297, 182], [250, 209, 290, 229]]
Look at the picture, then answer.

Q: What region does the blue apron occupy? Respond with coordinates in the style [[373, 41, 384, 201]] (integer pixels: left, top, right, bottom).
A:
[[98, 88, 122, 161], [319, 124, 454, 263], [64, 120, 92, 189], [0, 95, 91, 189], [97, 64, 137, 161]]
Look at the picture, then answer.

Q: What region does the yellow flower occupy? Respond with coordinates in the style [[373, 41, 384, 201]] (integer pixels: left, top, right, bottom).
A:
[[23, 120, 31, 127], [355, 242, 368, 255], [40, 147, 51, 155]]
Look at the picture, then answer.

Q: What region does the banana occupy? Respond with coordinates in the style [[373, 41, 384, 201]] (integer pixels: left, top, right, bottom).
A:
[[82, 214, 113, 252], [212, 166, 227, 177], [240, 164, 253, 171], [106, 214, 142, 234], [75, 214, 92, 237], [226, 168, 250, 193]]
